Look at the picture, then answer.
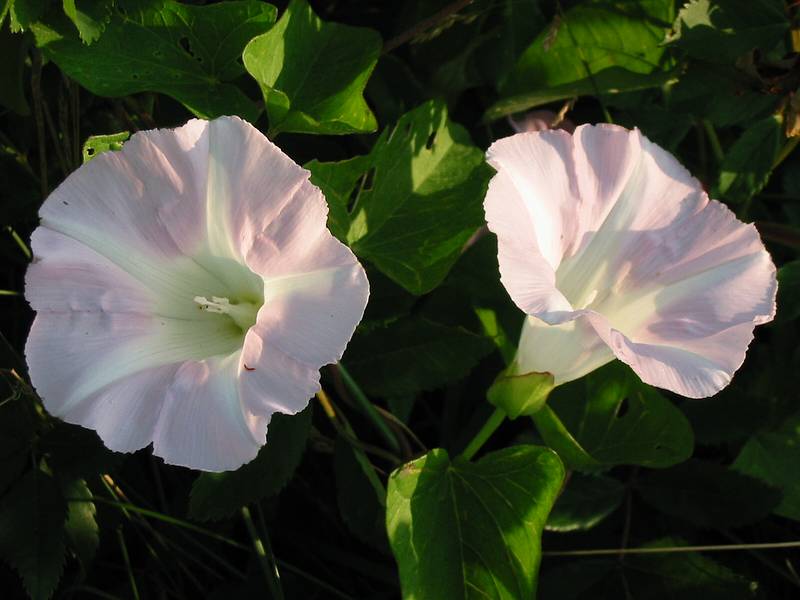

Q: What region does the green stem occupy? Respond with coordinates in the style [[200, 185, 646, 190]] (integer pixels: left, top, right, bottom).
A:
[[337, 363, 401, 453], [116, 528, 140, 600], [241, 506, 285, 600], [773, 135, 800, 170], [460, 408, 506, 461], [702, 119, 724, 164]]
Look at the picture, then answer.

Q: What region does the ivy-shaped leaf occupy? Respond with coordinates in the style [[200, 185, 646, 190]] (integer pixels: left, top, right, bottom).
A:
[[387, 446, 564, 599], [31, 0, 276, 121], [189, 407, 312, 520], [533, 362, 694, 470], [243, 0, 380, 136], [308, 100, 492, 294], [62, 478, 99, 570]]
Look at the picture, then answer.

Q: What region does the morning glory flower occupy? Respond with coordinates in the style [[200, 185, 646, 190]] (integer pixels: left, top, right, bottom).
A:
[[25, 117, 369, 471], [484, 124, 776, 398]]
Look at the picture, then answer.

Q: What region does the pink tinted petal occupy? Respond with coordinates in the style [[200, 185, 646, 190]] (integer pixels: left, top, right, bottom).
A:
[[26, 228, 155, 314], [486, 130, 579, 270], [41, 120, 209, 261], [238, 334, 322, 441], [60, 365, 178, 453], [202, 117, 311, 261], [484, 133, 575, 318], [25, 310, 242, 416], [152, 354, 260, 472]]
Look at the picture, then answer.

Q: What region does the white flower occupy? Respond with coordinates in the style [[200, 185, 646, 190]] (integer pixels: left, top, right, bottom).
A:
[[485, 124, 777, 398], [25, 117, 369, 471]]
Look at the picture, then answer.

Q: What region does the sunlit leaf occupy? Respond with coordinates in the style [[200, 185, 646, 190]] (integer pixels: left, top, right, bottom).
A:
[[243, 0, 380, 136], [387, 446, 564, 599], [31, 0, 276, 120]]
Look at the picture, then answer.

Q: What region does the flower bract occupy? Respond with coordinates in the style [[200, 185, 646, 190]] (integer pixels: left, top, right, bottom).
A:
[[484, 124, 776, 398], [25, 117, 369, 471]]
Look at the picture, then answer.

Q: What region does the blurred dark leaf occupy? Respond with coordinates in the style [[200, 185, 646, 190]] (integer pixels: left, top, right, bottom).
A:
[[189, 407, 312, 520], [546, 472, 625, 532], [345, 317, 494, 397], [636, 459, 781, 528], [62, 478, 99, 570], [0, 468, 67, 600], [776, 259, 800, 321], [334, 437, 386, 548], [715, 114, 782, 204], [733, 410, 800, 521], [0, 25, 29, 115]]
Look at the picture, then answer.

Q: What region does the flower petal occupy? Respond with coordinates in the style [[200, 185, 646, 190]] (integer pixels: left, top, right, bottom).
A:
[[516, 315, 615, 385], [25, 311, 243, 417], [152, 353, 261, 472]]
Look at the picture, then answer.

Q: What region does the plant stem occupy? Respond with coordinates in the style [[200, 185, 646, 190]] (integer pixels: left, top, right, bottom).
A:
[[241, 506, 285, 600], [543, 540, 800, 558], [702, 119, 724, 164], [383, 0, 474, 53], [337, 363, 401, 453], [773, 135, 800, 170], [460, 407, 506, 461], [116, 528, 140, 600]]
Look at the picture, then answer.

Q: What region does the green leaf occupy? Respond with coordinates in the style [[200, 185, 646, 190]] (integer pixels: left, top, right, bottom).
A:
[[667, 0, 789, 63], [62, 478, 99, 570], [0, 24, 30, 115], [334, 438, 386, 548], [82, 130, 129, 163], [539, 541, 760, 600], [62, 0, 114, 44], [715, 114, 782, 204], [533, 362, 694, 470], [733, 411, 800, 521], [0, 469, 67, 600], [666, 62, 779, 127], [488, 368, 554, 419], [545, 473, 624, 532], [387, 445, 564, 600], [9, 0, 45, 32], [243, 0, 380, 136], [776, 259, 800, 322], [188, 407, 312, 520], [306, 153, 371, 241], [487, 66, 678, 122], [308, 100, 492, 294], [0, 0, 11, 28], [31, 0, 277, 121], [0, 397, 34, 496], [40, 422, 121, 481], [492, 0, 674, 118], [344, 317, 494, 397], [636, 459, 781, 528]]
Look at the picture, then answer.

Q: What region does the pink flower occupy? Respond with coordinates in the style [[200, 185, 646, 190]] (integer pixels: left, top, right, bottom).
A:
[[25, 117, 369, 471], [484, 124, 776, 398]]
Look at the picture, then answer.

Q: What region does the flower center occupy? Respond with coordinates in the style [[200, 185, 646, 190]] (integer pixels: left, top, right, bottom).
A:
[[193, 295, 260, 332]]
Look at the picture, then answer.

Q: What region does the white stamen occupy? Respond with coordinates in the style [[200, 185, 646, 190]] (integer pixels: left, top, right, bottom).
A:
[[194, 295, 259, 331]]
